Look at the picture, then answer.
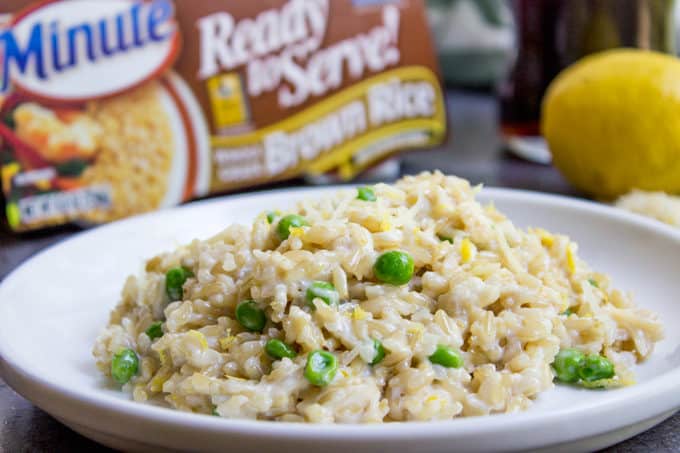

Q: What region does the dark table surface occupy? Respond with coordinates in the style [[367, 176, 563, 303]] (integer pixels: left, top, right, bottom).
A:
[[1, 91, 678, 452]]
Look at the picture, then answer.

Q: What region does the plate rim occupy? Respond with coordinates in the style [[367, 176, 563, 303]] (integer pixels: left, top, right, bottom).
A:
[[1, 185, 680, 446]]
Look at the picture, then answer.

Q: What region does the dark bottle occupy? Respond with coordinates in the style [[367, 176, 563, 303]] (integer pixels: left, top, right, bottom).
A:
[[500, 0, 675, 162]]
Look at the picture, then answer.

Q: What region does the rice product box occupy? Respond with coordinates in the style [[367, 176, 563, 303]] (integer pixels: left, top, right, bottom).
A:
[[0, 0, 447, 231]]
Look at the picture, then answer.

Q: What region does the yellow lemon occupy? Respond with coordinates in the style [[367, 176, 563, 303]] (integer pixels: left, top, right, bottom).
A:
[[542, 49, 680, 198]]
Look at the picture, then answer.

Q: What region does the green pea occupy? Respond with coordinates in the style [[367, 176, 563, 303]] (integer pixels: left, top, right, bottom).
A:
[[165, 267, 194, 301], [306, 281, 339, 307], [437, 234, 453, 243], [266, 211, 280, 224], [370, 339, 386, 365], [428, 345, 463, 368], [265, 339, 297, 360], [373, 250, 415, 285], [578, 354, 615, 382], [276, 214, 309, 240], [552, 348, 585, 383], [357, 186, 376, 201], [111, 348, 139, 385], [235, 300, 267, 332], [145, 321, 163, 340], [304, 350, 338, 386]]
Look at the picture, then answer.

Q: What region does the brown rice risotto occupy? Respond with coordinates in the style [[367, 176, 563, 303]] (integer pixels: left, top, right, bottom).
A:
[[615, 190, 680, 227], [93, 172, 663, 422]]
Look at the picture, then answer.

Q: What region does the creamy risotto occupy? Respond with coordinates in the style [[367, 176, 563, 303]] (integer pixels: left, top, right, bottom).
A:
[[93, 172, 663, 423], [616, 190, 680, 227]]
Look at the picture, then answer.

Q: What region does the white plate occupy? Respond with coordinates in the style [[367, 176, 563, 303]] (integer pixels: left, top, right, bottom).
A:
[[1, 187, 680, 453]]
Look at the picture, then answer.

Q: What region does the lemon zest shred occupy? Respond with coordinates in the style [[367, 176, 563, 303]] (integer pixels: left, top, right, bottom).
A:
[[538, 229, 555, 247], [363, 217, 381, 232], [219, 336, 235, 350], [434, 202, 448, 215], [407, 325, 424, 342], [289, 227, 305, 238], [426, 395, 439, 403], [566, 244, 576, 274], [187, 330, 208, 350], [460, 237, 474, 263], [149, 369, 172, 392], [158, 348, 170, 366], [352, 307, 368, 321]]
